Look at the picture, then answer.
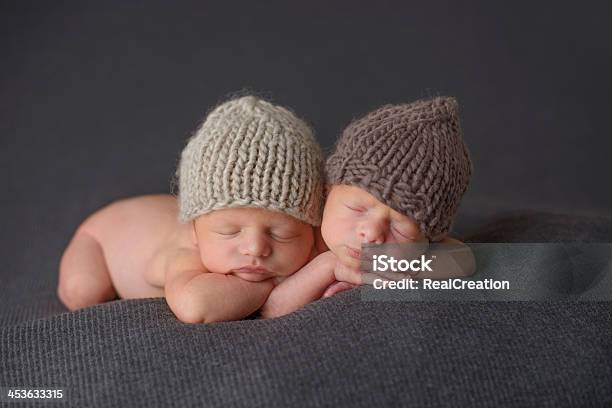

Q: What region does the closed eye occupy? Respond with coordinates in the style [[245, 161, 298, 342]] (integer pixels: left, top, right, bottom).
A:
[[215, 231, 239, 236], [344, 203, 366, 212], [270, 232, 299, 241], [392, 226, 412, 239]]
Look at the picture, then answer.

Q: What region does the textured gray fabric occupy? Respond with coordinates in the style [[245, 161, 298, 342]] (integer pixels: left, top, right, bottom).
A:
[[2, 295, 612, 407], [1, 212, 612, 407]]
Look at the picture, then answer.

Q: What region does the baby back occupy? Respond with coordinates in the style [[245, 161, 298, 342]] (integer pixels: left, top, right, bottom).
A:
[[79, 194, 193, 298]]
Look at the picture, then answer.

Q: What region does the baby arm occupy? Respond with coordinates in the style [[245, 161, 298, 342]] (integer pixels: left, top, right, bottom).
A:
[[259, 251, 361, 319], [164, 248, 274, 323]]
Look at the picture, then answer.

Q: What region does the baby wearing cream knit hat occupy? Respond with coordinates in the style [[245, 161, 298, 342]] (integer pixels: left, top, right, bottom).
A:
[[165, 95, 329, 323], [57, 95, 328, 319]]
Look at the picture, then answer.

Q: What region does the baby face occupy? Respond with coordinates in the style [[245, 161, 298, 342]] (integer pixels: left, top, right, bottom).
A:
[[193, 207, 314, 282], [321, 184, 427, 270]]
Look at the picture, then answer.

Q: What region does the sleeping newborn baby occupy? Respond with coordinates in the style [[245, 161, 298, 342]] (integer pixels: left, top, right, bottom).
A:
[[58, 96, 325, 323], [260, 96, 476, 317]]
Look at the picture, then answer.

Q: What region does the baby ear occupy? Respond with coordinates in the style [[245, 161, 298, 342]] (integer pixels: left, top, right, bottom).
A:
[[323, 184, 332, 198], [191, 221, 199, 247]]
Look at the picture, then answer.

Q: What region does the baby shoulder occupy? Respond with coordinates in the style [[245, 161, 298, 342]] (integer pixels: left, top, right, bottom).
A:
[[161, 247, 205, 277], [438, 236, 464, 245], [433, 236, 476, 277], [145, 246, 203, 288]]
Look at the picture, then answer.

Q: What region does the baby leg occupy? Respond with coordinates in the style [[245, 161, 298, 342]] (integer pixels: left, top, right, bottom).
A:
[[57, 229, 118, 310]]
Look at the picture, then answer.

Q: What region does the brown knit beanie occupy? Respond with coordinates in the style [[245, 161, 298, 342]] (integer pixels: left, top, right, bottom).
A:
[[326, 96, 472, 242]]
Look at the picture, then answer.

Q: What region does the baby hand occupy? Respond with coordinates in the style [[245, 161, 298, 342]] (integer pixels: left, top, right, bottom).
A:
[[322, 281, 359, 298], [332, 258, 362, 286], [318, 258, 362, 299]]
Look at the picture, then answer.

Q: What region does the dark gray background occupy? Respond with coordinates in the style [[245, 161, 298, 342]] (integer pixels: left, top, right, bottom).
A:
[[1, 1, 611, 290]]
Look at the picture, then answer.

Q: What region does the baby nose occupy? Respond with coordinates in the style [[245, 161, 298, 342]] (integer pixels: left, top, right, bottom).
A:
[[239, 233, 271, 257], [358, 222, 386, 245]]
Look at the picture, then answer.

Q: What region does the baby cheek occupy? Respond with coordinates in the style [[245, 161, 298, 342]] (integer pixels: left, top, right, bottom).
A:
[[323, 217, 354, 247], [321, 212, 335, 245], [276, 241, 311, 275], [200, 240, 235, 273]]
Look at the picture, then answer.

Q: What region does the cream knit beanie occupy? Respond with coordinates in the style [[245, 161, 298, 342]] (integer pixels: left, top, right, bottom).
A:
[[176, 96, 324, 226]]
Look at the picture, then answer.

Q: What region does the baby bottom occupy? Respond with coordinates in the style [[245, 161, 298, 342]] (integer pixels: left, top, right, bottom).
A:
[[57, 229, 118, 311]]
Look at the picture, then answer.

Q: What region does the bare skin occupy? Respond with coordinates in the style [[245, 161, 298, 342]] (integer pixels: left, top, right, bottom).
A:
[[58, 189, 474, 322], [58, 195, 181, 309], [57, 194, 318, 323], [259, 184, 476, 318]]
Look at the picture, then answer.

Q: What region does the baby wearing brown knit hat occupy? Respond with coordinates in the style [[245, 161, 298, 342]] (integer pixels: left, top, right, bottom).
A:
[[260, 97, 477, 316]]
